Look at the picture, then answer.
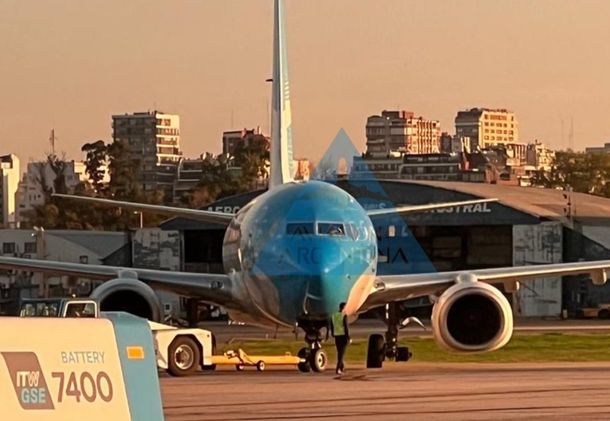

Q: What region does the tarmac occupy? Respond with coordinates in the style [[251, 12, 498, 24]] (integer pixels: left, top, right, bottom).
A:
[[160, 362, 610, 420]]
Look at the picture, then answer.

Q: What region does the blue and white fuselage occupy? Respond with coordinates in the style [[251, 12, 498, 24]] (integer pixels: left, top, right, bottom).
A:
[[222, 181, 378, 327]]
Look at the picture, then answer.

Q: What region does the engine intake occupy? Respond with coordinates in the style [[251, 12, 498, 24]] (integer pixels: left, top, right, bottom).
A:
[[431, 280, 513, 352], [91, 278, 163, 322]]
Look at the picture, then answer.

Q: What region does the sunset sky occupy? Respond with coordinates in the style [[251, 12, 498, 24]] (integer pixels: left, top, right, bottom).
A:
[[2, 0, 610, 164]]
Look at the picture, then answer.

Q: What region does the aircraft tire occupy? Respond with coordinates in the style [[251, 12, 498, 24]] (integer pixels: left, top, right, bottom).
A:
[[366, 334, 385, 368], [297, 347, 311, 373], [310, 348, 327, 373], [168, 336, 201, 376]]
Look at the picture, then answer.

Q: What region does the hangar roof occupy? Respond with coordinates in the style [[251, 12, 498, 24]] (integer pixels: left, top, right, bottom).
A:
[[160, 180, 610, 231], [403, 180, 610, 221]]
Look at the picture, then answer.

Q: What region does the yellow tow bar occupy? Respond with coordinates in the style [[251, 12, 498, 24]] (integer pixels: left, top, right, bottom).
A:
[[210, 349, 303, 371]]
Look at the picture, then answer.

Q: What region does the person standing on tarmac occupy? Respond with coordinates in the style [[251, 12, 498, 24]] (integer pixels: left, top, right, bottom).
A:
[[330, 302, 350, 375]]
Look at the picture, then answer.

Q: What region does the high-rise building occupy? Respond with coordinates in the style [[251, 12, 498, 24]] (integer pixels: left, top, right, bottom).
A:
[[112, 111, 181, 196], [0, 154, 20, 228], [455, 108, 519, 151], [366, 110, 441, 157], [222, 127, 268, 156]]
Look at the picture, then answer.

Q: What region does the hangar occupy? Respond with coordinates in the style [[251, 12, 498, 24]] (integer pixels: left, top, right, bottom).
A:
[[161, 180, 610, 318]]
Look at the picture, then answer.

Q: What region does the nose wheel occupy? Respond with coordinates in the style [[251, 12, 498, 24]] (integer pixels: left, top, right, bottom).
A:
[[310, 348, 327, 372], [297, 347, 328, 373], [297, 348, 311, 372]]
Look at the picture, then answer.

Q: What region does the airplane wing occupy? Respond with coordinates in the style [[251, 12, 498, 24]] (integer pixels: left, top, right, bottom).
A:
[[359, 260, 610, 312], [0, 256, 234, 306], [53, 194, 234, 225], [366, 198, 498, 218]]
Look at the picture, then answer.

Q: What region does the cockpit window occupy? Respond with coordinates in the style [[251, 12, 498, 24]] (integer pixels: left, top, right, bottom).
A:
[[346, 223, 359, 240], [318, 223, 345, 236], [286, 223, 315, 235]]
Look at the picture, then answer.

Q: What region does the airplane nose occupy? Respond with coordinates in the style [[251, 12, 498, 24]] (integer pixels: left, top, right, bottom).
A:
[[303, 246, 355, 317]]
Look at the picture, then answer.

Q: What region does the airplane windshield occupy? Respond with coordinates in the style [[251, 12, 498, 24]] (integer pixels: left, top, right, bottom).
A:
[[318, 223, 345, 236], [286, 223, 315, 235]]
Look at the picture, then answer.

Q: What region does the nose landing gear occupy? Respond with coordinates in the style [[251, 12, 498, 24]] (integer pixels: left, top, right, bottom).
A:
[[296, 318, 329, 373]]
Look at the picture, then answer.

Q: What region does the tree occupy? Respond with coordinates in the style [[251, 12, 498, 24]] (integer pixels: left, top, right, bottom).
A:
[[105, 141, 168, 229], [189, 153, 240, 206], [232, 134, 270, 190], [47, 153, 69, 195], [107, 141, 142, 201], [81, 140, 108, 194], [545, 150, 610, 198]]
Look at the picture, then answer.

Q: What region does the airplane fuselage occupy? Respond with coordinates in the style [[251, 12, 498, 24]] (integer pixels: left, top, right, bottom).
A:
[[221, 181, 378, 327]]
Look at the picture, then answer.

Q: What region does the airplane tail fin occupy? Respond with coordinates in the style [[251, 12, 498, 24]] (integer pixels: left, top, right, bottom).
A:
[[269, 0, 294, 189]]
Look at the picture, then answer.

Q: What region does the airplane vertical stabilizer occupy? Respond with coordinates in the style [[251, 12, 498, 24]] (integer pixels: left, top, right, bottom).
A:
[[269, 0, 294, 188]]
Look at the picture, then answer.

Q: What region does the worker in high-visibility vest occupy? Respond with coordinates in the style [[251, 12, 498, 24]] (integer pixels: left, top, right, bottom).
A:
[[330, 302, 350, 374]]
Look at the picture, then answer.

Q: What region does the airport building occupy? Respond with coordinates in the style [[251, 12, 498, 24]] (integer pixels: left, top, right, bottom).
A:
[[366, 110, 441, 157], [160, 180, 610, 318], [0, 229, 129, 304], [112, 111, 182, 198], [0, 228, 181, 315], [0, 155, 20, 229]]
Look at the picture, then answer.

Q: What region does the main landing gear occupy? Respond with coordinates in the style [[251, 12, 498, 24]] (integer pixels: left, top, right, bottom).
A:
[[296, 319, 329, 373], [367, 303, 414, 369]]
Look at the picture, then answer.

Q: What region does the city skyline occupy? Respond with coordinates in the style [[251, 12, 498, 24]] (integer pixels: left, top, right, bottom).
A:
[[2, 0, 610, 163]]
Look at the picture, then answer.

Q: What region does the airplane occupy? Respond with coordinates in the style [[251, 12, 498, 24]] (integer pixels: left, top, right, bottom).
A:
[[2, 0, 610, 373]]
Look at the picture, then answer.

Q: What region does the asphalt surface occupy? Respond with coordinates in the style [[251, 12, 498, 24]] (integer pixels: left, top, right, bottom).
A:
[[160, 362, 610, 420], [160, 319, 610, 420]]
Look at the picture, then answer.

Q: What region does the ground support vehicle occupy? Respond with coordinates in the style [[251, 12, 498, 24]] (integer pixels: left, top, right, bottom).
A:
[[18, 298, 304, 375], [577, 304, 610, 319], [18, 298, 215, 376], [147, 321, 215, 376]]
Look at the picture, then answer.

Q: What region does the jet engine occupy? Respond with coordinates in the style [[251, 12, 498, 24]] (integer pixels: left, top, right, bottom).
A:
[[431, 276, 513, 352], [90, 277, 163, 322]]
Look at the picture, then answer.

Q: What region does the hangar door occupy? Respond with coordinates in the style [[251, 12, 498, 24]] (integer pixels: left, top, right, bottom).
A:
[[513, 222, 563, 317]]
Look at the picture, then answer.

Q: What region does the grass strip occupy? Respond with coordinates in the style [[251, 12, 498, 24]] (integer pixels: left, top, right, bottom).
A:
[[218, 333, 610, 363]]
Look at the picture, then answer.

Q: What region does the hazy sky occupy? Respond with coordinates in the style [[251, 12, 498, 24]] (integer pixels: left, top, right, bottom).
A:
[[2, 0, 610, 164]]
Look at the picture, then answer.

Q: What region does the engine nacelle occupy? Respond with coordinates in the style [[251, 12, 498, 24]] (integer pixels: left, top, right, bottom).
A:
[[91, 278, 163, 322], [431, 280, 513, 352]]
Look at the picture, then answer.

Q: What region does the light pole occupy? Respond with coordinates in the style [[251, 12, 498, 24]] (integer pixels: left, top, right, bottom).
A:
[[133, 211, 144, 229]]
